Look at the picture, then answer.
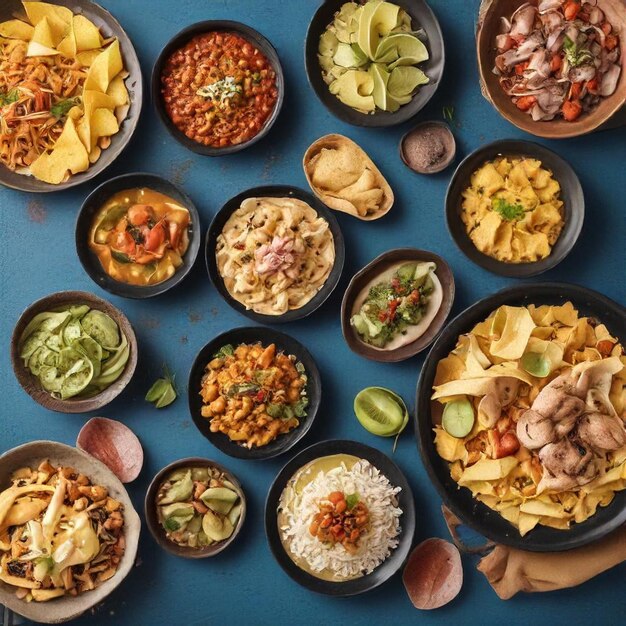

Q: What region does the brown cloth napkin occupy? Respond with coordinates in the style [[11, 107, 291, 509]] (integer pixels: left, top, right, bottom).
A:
[[441, 506, 626, 599]]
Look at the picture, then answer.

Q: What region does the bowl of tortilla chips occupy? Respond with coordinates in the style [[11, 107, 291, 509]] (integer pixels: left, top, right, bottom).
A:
[[0, 0, 142, 192]]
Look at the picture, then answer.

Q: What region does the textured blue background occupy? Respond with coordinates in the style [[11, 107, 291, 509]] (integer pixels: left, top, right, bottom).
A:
[[1, 0, 625, 624]]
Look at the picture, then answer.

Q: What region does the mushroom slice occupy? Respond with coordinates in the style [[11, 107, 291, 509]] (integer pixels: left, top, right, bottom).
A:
[[76, 417, 143, 483], [402, 538, 463, 610]]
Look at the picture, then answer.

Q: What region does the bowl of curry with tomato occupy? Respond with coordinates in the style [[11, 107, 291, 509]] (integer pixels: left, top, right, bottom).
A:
[[152, 21, 284, 155]]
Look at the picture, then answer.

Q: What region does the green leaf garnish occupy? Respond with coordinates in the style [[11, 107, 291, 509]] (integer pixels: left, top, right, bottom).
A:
[[442, 105, 455, 123], [213, 344, 234, 359], [345, 493, 359, 509], [563, 36, 594, 68], [0, 89, 19, 106], [163, 517, 180, 531], [146, 365, 177, 409], [492, 197, 525, 221], [50, 97, 81, 119]]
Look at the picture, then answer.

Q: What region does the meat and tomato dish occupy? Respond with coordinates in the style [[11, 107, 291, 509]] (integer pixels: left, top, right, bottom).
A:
[[494, 0, 621, 122], [160, 31, 278, 148]]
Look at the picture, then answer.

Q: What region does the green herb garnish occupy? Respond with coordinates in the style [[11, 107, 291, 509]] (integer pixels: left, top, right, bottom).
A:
[[492, 197, 525, 221], [213, 344, 234, 359], [163, 517, 181, 531], [345, 493, 359, 510], [227, 382, 260, 397], [563, 36, 594, 68], [50, 97, 80, 119], [442, 105, 455, 123], [0, 89, 19, 106], [145, 365, 177, 409]]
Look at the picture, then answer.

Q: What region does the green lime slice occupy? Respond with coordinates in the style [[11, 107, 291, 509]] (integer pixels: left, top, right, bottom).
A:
[[520, 352, 551, 378], [442, 399, 475, 438], [155, 384, 177, 408], [354, 387, 407, 437]]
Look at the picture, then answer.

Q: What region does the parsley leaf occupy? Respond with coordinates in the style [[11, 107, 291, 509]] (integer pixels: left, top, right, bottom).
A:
[[0, 89, 19, 106], [563, 36, 594, 68], [492, 197, 525, 221], [345, 493, 359, 509], [50, 97, 80, 119]]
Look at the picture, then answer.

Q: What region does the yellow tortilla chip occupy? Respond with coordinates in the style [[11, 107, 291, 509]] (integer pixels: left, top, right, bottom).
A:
[[85, 39, 123, 93], [90, 107, 118, 146], [458, 457, 518, 485], [29, 117, 89, 184], [0, 19, 34, 40], [56, 28, 76, 58], [73, 14, 102, 51], [23, 1, 72, 46], [490, 305, 536, 360], [106, 75, 129, 107], [76, 49, 101, 67], [27, 17, 58, 56]]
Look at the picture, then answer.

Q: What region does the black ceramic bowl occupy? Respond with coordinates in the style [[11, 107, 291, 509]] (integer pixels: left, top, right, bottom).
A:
[[76, 173, 201, 299], [188, 327, 322, 460], [206, 185, 345, 323], [416, 282, 626, 552], [445, 140, 584, 277], [265, 439, 416, 595], [151, 20, 284, 156], [0, 0, 142, 193], [305, 0, 444, 127]]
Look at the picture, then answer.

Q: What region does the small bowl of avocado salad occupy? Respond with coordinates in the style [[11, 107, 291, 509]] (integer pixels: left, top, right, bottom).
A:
[[341, 248, 455, 362], [145, 457, 246, 558], [10, 290, 137, 413]]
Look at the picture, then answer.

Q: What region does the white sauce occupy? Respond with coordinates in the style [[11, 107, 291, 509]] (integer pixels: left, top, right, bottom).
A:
[[351, 262, 444, 351]]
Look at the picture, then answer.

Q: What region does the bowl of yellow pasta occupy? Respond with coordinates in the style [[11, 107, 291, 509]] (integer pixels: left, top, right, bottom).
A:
[[415, 283, 626, 551], [445, 140, 584, 277]]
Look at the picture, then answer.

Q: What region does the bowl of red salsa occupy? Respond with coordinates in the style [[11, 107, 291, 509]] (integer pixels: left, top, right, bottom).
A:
[[152, 21, 284, 155]]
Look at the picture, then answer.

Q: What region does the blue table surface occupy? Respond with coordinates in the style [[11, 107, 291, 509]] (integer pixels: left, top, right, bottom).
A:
[[1, 0, 625, 624]]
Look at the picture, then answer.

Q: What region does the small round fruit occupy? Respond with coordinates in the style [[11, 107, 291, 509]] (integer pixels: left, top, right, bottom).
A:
[[441, 398, 475, 438]]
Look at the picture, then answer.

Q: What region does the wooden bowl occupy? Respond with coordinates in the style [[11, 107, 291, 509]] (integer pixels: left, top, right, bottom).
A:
[[10, 291, 137, 413], [477, 0, 626, 139], [0, 441, 140, 623], [144, 457, 246, 558], [0, 0, 142, 193], [341, 248, 455, 362]]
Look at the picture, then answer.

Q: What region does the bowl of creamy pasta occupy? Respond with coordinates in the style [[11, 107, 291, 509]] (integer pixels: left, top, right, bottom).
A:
[[206, 185, 345, 322]]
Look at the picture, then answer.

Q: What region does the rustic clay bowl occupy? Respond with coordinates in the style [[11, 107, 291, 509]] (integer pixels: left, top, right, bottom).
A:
[[303, 134, 394, 220], [10, 291, 138, 413], [477, 0, 626, 138], [144, 457, 246, 559], [0, 441, 140, 623], [0, 0, 142, 193], [341, 248, 455, 362]]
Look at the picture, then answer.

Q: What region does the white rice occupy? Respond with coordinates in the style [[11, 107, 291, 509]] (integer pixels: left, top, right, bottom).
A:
[[279, 459, 402, 580]]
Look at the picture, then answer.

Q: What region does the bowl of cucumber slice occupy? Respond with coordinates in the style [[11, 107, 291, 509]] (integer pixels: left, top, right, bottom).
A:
[[10, 290, 137, 413]]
